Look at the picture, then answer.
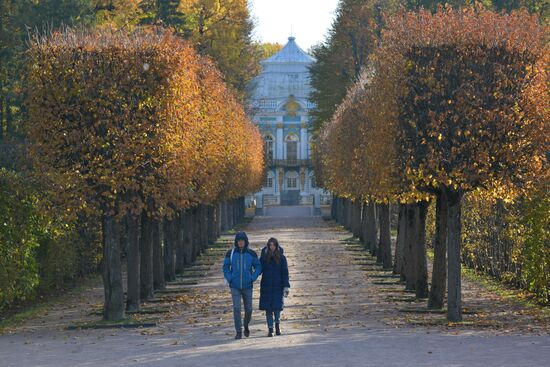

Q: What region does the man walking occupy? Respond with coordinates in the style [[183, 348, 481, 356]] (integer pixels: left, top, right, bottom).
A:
[[223, 231, 262, 339]]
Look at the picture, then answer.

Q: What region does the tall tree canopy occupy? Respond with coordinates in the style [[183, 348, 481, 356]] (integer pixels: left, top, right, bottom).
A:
[[309, 0, 397, 134]]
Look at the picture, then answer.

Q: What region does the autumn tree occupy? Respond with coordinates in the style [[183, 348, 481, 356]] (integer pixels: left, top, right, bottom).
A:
[[26, 27, 264, 319], [316, 5, 547, 320], [309, 0, 403, 135], [180, 0, 261, 99], [310, 0, 405, 261], [315, 65, 431, 296], [139, 0, 186, 30], [380, 8, 547, 320]]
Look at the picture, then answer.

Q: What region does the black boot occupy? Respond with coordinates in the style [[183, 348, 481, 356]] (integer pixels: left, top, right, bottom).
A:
[[275, 323, 281, 336], [268, 328, 273, 337], [235, 331, 242, 339], [244, 324, 250, 337]]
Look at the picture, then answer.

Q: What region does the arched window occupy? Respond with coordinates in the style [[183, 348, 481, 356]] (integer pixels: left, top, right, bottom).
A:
[[264, 135, 274, 162], [285, 171, 299, 190], [285, 134, 298, 162], [265, 171, 274, 189], [309, 172, 316, 189]]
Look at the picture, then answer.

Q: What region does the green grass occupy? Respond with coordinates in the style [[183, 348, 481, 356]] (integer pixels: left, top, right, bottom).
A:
[[0, 274, 102, 333], [426, 248, 550, 317], [461, 265, 550, 317], [0, 217, 253, 333]]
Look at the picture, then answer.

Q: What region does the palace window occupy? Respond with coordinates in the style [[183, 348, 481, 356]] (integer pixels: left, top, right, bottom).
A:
[[285, 171, 299, 190], [264, 135, 274, 161], [265, 171, 274, 189], [287, 178, 297, 188], [286, 134, 298, 161]]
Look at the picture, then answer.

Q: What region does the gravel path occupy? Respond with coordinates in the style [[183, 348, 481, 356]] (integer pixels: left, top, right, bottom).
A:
[[1, 214, 549, 366]]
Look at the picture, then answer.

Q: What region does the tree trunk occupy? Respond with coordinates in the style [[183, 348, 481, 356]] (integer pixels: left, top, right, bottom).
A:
[[333, 197, 339, 223], [366, 202, 378, 255], [192, 207, 202, 259], [233, 199, 238, 227], [227, 200, 234, 229], [125, 213, 141, 312], [164, 216, 176, 282], [102, 213, 124, 321], [393, 204, 407, 277], [404, 204, 417, 290], [239, 197, 245, 222], [342, 199, 348, 228], [152, 218, 165, 290], [223, 200, 228, 231], [140, 212, 154, 300], [207, 205, 215, 244], [175, 211, 186, 273], [378, 203, 392, 269], [447, 189, 463, 322], [352, 200, 362, 238], [415, 201, 429, 299], [212, 204, 218, 238], [345, 199, 353, 230], [338, 197, 345, 224], [183, 209, 194, 266], [240, 197, 245, 221], [360, 202, 367, 243], [0, 97, 4, 140], [429, 191, 448, 309], [376, 203, 383, 264], [215, 203, 222, 238], [199, 204, 208, 251]]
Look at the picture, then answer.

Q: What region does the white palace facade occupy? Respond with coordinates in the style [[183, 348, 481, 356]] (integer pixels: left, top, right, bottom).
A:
[[247, 36, 331, 213]]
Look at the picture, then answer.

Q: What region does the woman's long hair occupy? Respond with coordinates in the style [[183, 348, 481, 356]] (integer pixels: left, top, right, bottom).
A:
[[265, 237, 281, 264]]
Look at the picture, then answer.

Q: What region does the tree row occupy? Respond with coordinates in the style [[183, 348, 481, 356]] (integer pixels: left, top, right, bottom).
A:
[[315, 8, 547, 321], [26, 29, 264, 321]]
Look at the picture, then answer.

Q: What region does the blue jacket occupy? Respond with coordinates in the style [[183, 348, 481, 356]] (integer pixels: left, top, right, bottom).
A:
[[259, 250, 290, 311], [223, 232, 261, 290]]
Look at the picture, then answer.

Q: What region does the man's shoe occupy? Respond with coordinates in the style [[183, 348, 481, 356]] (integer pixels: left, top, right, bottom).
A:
[[268, 328, 273, 337], [235, 331, 242, 340], [244, 326, 250, 337], [275, 323, 281, 336]]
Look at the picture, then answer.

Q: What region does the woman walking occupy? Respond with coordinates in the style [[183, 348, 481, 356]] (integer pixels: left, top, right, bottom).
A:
[[259, 237, 290, 337]]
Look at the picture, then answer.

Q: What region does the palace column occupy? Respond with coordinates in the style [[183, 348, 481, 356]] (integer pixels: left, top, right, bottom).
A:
[[276, 122, 284, 160], [300, 121, 308, 160]]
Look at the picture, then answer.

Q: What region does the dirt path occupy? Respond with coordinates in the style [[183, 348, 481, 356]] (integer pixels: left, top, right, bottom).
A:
[[1, 214, 549, 367]]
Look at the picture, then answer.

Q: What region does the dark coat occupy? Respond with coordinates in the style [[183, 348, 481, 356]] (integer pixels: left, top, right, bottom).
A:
[[259, 251, 290, 311]]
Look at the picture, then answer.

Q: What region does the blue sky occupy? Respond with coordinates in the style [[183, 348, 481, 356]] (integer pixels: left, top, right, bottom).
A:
[[249, 0, 340, 52]]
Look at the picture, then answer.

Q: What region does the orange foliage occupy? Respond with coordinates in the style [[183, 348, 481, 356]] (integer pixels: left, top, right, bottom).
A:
[[26, 29, 263, 219], [382, 7, 548, 199], [317, 7, 548, 204]]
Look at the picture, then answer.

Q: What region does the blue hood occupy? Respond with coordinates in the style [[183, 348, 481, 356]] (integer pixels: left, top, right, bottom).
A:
[[234, 232, 249, 249]]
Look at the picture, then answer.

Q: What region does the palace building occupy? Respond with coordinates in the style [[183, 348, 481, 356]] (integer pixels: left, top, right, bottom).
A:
[[247, 36, 331, 214]]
